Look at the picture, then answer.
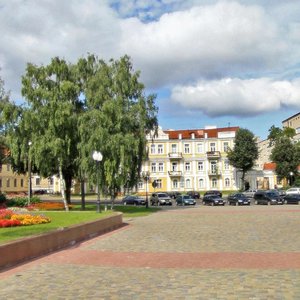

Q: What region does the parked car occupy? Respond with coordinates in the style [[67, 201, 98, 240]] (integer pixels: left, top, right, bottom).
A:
[[269, 189, 286, 197], [122, 195, 146, 206], [284, 194, 300, 204], [187, 191, 200, 199], [286, 187, 300, 195], [176, 195, 196, 206], [243, 189, 257, 198], [203, 190, 222, 198], [168, 191, 181, 199], [203, 194, 225, 206], [150, 193, 172, 206], [227, 193, 251, 206], [254, 190, 284, 205]]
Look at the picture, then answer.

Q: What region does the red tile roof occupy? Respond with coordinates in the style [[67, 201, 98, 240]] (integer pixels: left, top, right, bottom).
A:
[[263, 162, 276, 171], [164, 127, 239, 140]]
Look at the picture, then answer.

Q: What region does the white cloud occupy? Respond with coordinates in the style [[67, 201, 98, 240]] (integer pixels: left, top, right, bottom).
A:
[[170, 78, 300, 117], [0, 0, 300, 108], [119, 1, 293, 87], [0, 0, 121, 100]]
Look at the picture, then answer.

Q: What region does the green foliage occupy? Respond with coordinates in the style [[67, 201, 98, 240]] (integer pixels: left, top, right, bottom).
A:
[[270, 136, 300, 180], [227, 128, 258, 189], [6, 196, 41, 207], [268, 125, 296, 146], [2, 54, 158, 204], [77, 55, 158, 198], [0, 193, 6, 203]]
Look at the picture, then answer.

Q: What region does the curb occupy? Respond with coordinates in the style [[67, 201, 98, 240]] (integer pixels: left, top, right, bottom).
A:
[[0, 212, 123, 270]]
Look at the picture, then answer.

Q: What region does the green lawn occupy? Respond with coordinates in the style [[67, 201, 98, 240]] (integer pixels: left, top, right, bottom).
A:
[[0, 205, 160, 244]]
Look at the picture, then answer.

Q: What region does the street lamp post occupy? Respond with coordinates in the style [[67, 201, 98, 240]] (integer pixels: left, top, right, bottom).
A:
[[28, 141, 32, 205], [92, 151, 103, 213], [142, 171, 150, 208]]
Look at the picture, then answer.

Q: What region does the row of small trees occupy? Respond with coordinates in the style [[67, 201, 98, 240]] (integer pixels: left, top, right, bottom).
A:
[[0, 55, 158, 209]]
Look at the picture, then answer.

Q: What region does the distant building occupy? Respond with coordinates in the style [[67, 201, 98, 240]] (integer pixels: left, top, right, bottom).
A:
[[137, 125, 240, 195], [0, 146, 28, 194]]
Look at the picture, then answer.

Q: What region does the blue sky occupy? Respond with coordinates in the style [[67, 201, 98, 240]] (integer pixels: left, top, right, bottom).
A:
[[1, 0, 300, 139]]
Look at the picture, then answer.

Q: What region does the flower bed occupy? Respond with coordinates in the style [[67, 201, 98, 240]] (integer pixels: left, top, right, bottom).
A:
[[30, 201, 73, 211], [0, 208, 51, 228]]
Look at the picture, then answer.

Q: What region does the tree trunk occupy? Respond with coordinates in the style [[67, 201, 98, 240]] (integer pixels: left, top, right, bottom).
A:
[[59, 163, 69, 212], [64, 174, 72, 204], [241, 170, 246, 191], [81, 179, 85, 210]]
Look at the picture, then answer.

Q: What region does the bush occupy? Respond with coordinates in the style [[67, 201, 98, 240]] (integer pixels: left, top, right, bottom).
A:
[[0, 193, 6, 204], [6, 196, 41, 207]]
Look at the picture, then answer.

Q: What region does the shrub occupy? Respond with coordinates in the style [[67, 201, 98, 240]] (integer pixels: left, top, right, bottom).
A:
[[0, 193, 6, 203], [6, 196, 41, 207]]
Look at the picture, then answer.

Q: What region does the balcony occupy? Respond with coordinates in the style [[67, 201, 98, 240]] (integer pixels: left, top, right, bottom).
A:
[[206, 151, 221, 159], [208, 170, 222, 176], [168, 171, 183, 177], [168, 152, 183, 159]]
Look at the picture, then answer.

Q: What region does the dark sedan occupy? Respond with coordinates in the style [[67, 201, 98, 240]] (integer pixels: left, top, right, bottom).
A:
[[122, 195, 146, 206], [176, 195, 196, 206], [284, 194, 300, 204], [203, 194, 225, 206], [228, 193, 251, 206]]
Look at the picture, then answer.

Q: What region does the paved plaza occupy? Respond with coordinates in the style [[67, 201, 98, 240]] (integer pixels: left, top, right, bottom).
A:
[[0, 205, 300, 299]]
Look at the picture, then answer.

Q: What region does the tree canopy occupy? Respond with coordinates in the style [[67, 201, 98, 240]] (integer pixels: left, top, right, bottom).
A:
[[268, 125, 300, 183], [267, 125, 296, 146], [77, 55, 158, 201], [227, 128, 258, 190], [2, 54, 158, 208]]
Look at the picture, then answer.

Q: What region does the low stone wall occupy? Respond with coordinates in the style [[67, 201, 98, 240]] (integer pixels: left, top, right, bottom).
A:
[[0, 213, 123, 270]]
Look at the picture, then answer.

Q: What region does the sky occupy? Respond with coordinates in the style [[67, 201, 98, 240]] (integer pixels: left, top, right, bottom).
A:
[[1, 0, 300, 140]]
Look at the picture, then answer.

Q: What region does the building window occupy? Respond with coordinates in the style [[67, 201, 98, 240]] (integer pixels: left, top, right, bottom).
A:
[[151, 163, 156, 172], [223, 142, 229, 152], [210, 143, 216, 152], [157, 144, 163, 154], [172, 162, 178, 171], [198, 161, 204, 171], [173, 179, 178, 189], [172, 144, 177, 153], [138, 181, 143, 189], [36, 177, 41, 186], [156, 179, 162, 189], [0, 179, 2, 188], [185, 162, 191, 172], [199, 178, 204, 188], [212, 178, 217, 188], [186, 179, 191, 188], [210, 161, 217, 173], [225, 178, 230, 187], [49, 177, 54, 185], [6, 179, 10, 188], [184, 143, 190, 154], [150, 144, 155, 154], [14, 178, 17, 187], [20, 179, 24, 187], [7, 164, 10, 171], [0, 164, 2, 172], [158, 162, 164, 172], [197, 143, 204, 153], [224, 160, 230, 170]]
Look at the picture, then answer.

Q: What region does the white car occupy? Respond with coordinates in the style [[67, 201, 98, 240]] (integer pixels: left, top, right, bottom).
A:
[[286, 188, 300, 195]]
